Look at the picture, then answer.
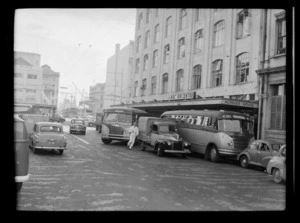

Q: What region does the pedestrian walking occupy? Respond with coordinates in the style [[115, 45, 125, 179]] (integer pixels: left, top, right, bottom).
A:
[[127, 121, 139, 149]]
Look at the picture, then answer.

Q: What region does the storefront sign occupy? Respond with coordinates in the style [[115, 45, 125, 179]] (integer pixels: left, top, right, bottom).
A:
[[222, 99, 257, 108], [170, 91, 196, 100]]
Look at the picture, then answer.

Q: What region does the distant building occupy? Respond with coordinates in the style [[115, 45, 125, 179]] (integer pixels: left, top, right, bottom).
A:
[[104, 41, 134, 109], [89, 83, 105, 113], [41, 64, 60, 107]]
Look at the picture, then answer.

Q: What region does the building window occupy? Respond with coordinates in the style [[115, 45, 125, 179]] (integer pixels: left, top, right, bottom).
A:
[[165, 16, 172, 38], [176, 69, 184, 92], [135, 58, 140, 74], [154, 24, 160, 43], [236, 9, 251, 39], [194, 29, 204, 53], [155, 8, 159, 17], [163, 44, 170, 64], [236, 52, 249, 84], [151, 76, 157, 95], [178, 37, 185, 59], [141, 78, 147, 96], [192, 65, 202, 89], [179, 9, 187, 30], [153, 50, 158, 68], [162, 73, 168, 94], [249, 94, 255, 100], [144, 30, 150, 49], [214, 20, 224, 47], [270, 84, 286, 130], [134, 81, 138, 97], [136, 36, 141, 53], [212, 60, 223, 87], [195, 9, 200, 22], [143, 54, 148, 71], [276, 17, 286, 54], [146, 9, 151, 24], [27, 74, 37, 79], [14, 73, 23, 78], [138, 13, 143, 29]]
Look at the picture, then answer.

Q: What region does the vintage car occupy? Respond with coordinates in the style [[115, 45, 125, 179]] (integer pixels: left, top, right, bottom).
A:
[[266, 144, 286, 184], [49, 113, 65, 123], [237, 139, 282, 169], [14, 114, 30, 192], [19, 114, 50, 138], [29, 122, 67, 155], [70, 118, 86, 135], [137, 117, 191, 157]]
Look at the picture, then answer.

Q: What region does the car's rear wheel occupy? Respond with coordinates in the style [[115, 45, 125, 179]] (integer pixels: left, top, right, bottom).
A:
[[102, 138, 112, 144], [240, 155, 249, 168], [58, 149, 64, 155], [16, 182, 23, 192], [272, 168, 283, 184]]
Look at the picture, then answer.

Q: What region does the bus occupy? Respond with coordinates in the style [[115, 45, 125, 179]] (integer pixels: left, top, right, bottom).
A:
[[160, 110, 254, 162], [101, 107, 150, 144]]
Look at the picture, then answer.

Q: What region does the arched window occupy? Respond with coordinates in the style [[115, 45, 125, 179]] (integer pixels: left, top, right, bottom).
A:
[[214, 20, 224, 46], [192, 65, 202, 89], [146, 9, 151, 24], [162, 73, 168, 93], [138, 13, 143, 29], [165, 16, 172, 37], [136, 36, 141, 53], [154, 24, 160, 43], [194, 29, 204, 52], [143, 54, 148, 71], [134, 81, 138, 97], [179, 9, 187, 30], [153, 50, 158, 68], [164, 44, 170, 64], [236, 52, 249, 83], [151, 76, 157, 95], [135, 58, 140, 74], [176, 69, 184, 91], [212, 60, 223, 87], [144, 30, 150, 49], [236, 9, 251, 39], [178, 38, 185, 59], [141, 78, 147, 96]]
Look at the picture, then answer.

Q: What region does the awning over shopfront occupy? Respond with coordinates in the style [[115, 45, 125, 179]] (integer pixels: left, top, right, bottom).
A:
[[112, 98, 258, 117]]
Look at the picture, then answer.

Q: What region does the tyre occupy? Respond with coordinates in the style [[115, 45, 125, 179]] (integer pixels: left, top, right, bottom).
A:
[[181, 153, 186, 158], [141, 142, 146, 151], [33, 147, 37, 154], [102, 138, 112, 144], [272, 168, 283, 184], [209, 145, 219, 163], [16, 182, 23, 192], [82, 131, 86, 135], [157, 145, 164, 157], [58, 149, 64, 155], [240, 155, 249, 168]]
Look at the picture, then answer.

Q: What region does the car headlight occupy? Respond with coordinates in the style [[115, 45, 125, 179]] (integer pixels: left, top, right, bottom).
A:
[[184, 142, 189, 147], [167, 141, 171, 146], [123, 129, 129, 136], [221, 133, 234, 146], [35, 138, 39, 143]]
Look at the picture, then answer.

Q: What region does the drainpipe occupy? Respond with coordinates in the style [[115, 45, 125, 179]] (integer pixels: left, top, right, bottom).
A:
[[257, 9, 268, 140]]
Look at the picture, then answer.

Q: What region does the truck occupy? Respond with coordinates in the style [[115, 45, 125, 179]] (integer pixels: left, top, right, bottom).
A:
[[137, 116, 191, 157]]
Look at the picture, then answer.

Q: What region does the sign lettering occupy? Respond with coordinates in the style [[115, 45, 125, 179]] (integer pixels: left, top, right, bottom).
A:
[[170, 91, 195, 100]]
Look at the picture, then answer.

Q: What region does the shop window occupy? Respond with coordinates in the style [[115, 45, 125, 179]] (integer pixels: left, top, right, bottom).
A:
[[236, 9, 251, 39], [270, 84, 286, 130], [236, 52, 249, 84]]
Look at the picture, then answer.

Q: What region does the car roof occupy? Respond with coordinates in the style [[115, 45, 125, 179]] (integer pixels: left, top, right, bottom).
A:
[[36, 122, 63, 126], [252, 139, 281, 145]]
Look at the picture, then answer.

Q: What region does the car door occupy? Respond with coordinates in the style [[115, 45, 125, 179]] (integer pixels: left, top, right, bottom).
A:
[[256, 142, 273, 167]]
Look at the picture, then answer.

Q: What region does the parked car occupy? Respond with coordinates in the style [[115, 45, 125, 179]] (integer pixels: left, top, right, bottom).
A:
[[237, 139, 282, 169], [70, 118, 86, 135], [49, 114, 65, 123], [266, 144, 286, 184], [14, 114, 30, 192], [29, 122, 67, 155], [137, 116, 191, 157], [19, 114, 50, 138], [87, 118, 96, 127]]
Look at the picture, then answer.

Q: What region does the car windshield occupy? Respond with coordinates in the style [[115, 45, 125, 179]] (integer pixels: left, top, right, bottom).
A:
[[40, 126, 62, 133], [159, 125, 176, 134], [104, 112, 132, 123], [218, 119, 253, 134], [71, 120, 84, 124]]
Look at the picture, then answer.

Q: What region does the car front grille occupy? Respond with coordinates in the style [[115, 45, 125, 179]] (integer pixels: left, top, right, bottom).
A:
[[173, 142, 182, 151]]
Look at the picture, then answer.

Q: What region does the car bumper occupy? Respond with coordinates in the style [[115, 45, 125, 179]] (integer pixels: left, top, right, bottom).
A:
[[218, 147, 242, 157], [71, 129, 85, 132], [15, 174, 30, 183], [33, 146, 67, 150], [164, 149, 191, 154]]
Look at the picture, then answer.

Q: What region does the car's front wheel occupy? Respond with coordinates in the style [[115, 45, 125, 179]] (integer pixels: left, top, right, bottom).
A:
[[272, 168, 283, 184], [102, 138, 112, 144], [58, 149, 64, 155], [240, 155, 249, 168], [16, 182, 23, 192], [157, 145, 164, 157], [209, 145, 219, 163]]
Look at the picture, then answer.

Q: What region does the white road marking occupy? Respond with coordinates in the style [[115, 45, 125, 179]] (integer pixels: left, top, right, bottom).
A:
[[71, 134, 89, 144], [78, 144, 90, 151]]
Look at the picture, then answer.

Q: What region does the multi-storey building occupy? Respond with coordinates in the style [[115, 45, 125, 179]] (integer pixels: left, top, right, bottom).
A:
[[89, 83, 105, 113], [41, 64, 60, 107], [114, 8, 286, 144], [104, 41, 134, 109], [256, 9, 286, 143]]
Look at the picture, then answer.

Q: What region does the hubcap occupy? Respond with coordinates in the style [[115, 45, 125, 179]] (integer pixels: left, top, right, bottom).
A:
[[211, 149, 216, 160]]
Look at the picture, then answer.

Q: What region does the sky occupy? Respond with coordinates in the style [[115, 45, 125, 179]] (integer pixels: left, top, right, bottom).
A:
[[14, 8, 136, 101]]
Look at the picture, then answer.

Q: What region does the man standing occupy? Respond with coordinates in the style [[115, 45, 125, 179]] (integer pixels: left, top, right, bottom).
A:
[[127, 121, 139, 149]]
